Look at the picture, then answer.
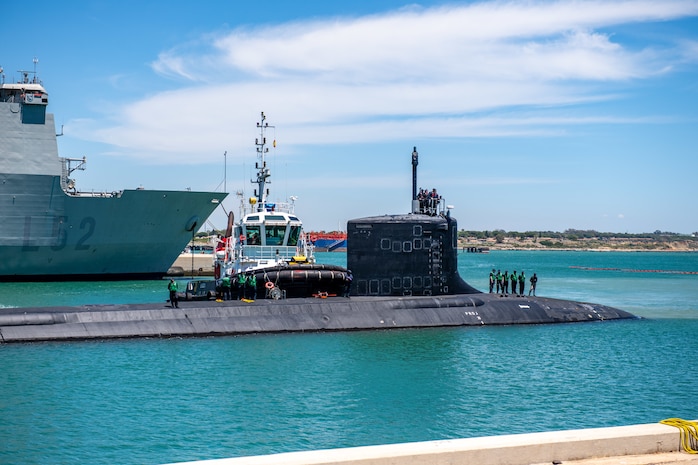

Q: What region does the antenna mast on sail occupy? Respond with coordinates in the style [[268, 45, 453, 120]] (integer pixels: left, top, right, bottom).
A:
[[411, 146, 419, 213], [253, 112, 274, 212]]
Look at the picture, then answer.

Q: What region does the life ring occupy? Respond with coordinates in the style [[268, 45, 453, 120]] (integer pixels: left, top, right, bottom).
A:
[[265, 281, 274, 289]]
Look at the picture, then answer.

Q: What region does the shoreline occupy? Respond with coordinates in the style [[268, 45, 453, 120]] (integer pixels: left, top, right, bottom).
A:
[[461, 247, 698, 252], [457, 234, 698, 252]]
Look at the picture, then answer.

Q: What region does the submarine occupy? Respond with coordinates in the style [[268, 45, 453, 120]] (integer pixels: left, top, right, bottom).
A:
[[0, 147, 635, 343]]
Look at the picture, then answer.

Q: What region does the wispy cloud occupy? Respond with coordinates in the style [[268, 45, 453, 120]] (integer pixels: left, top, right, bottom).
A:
[[75, 0, 698, 163]]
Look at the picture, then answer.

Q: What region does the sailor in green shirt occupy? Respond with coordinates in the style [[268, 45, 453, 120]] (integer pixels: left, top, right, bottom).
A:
[[496, 270, 502, 294], [246, 273, 257, 300], [237, 273, 246, 300], [221, 275, 231, 300], [510, 271, 517, 295], [168, 278, 179, 308]]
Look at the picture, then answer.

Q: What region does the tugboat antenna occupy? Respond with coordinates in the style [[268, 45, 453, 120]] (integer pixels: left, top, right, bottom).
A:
[[253, 112, 274, 212]]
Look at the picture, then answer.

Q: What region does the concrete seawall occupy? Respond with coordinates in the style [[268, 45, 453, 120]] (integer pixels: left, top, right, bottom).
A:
[[168, 253, 215, 276], [166, 421, 698, 465]]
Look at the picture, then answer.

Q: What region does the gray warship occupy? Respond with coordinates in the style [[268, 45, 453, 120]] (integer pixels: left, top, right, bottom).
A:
[[0, 63, 226, 281]]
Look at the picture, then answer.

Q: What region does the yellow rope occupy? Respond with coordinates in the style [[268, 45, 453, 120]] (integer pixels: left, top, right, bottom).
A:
[[660, 418, 698, 454]]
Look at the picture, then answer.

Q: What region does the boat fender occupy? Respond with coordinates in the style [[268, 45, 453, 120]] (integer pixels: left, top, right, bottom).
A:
[[225, 211, 234, 237], [265, 281, 274, 289]]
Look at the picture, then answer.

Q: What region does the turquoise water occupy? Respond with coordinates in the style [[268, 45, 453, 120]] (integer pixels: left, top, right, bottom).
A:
[[1, 251, 697, 465], [457, 250, 698, 319]]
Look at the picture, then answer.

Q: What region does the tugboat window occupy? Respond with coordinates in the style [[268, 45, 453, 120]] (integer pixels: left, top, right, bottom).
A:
[[246, 225, 261, 244], [265, 225, 286, 245], [288, 226, 301, 246]]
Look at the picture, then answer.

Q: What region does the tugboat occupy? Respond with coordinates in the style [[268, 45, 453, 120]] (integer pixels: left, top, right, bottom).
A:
[[213, 113, 350, 299]]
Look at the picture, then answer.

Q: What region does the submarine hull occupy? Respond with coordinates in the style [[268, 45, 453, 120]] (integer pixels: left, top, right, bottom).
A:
[[0, 294, 635, 343]]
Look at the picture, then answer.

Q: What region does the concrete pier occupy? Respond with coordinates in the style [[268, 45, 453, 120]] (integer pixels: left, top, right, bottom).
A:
[[165, 421, 698, 465]]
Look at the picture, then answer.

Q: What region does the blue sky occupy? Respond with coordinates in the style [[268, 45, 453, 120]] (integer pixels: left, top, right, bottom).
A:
[[4, 0, 698, 234]]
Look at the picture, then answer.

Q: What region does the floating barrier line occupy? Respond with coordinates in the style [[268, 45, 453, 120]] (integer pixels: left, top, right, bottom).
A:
[[660, 418, 698, 453], [570, 266, 698, 275]]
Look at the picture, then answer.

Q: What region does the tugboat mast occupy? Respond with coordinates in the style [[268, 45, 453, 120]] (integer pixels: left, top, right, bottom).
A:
[[253, 111, 274, 212]]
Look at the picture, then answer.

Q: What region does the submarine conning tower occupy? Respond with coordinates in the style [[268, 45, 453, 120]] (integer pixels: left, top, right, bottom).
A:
[[347, 147, 480, 297]]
